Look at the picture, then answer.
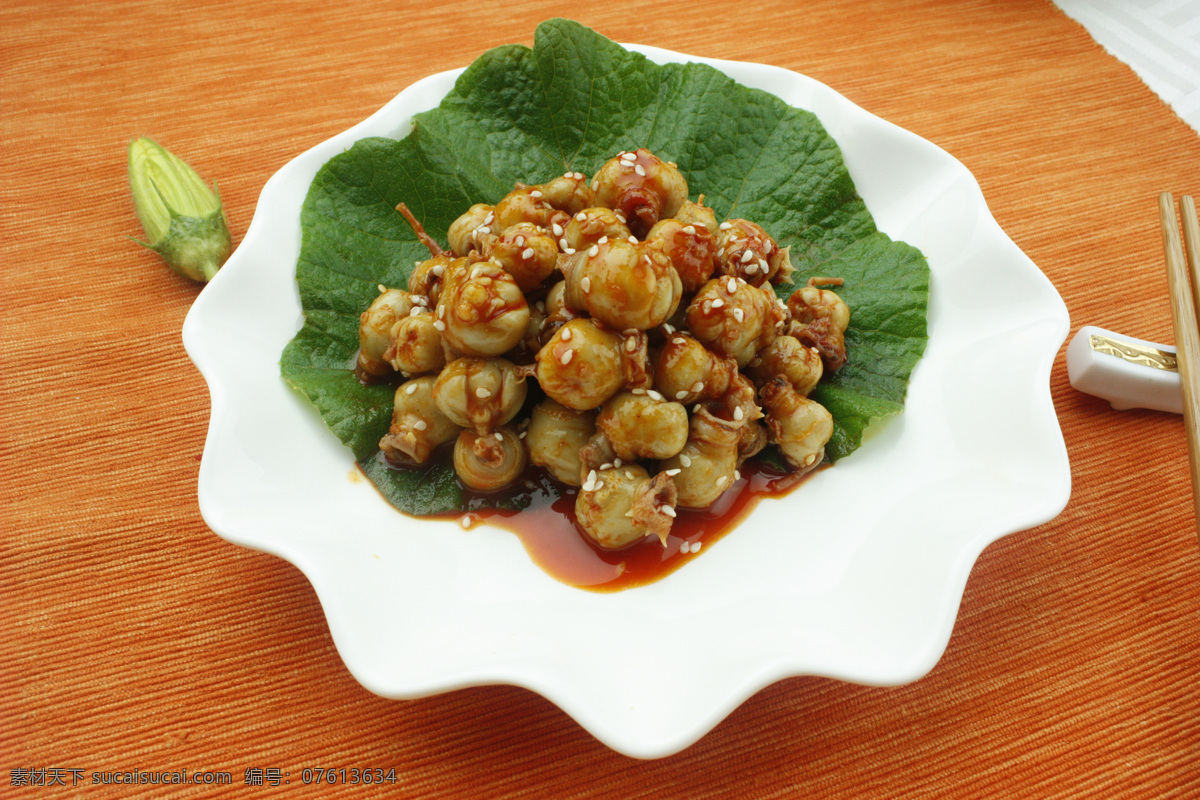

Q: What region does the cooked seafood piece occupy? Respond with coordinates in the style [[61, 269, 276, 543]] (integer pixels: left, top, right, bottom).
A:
[[591, 148, 688, 238], [408, 254, 454, 304], [528, 171, 595, 215], [685, 277, 785, 367], [525, 400, 595, 486], [595, 390, 689, 461], [760, 377, 834, 473], [534, 318, 625, 410], [787, 278, 851, 371], [479, 221, 559, 292], [358, 287, 415, 378], [447, 203, 495, 257], [433, 357, 528, 433], [746, 334, 824, 395], [437, 260, 530, 357], [379, 377, 460, 466], [562, 206, 632, 253], [714, 218, 794, 286], [575, 463, 678, 549], [658, 406, 742, 508], [644, 213, 716, 294], [453, 426, 527, 491], [386, 310, 446, 377], [558, 236, 681, 331], [652, 332, 737, 405], [493, 184, 571, 233]]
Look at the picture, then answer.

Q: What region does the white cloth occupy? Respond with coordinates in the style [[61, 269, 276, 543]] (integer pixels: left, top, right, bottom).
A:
[[1054, 0, 1200, 135]]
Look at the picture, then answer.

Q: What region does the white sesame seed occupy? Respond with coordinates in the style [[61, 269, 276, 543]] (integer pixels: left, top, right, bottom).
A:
[[405, 383, 418, 394], [536, 301, 546, 313], [613, 458, 622, 468], [409, 307, 421, 317], [663, 323, 676, 334], [693, 404, 701, 413], [591, 180, 599, 191], [702, 300, 712, 313], [662, 505, 677, 518], [692, 542, 702, 552], [475, 387, 492, 399], [522, 247, 535, 259], [665, 468, 682, 477], [634, 164, 646, 176], [476, 276, 492, 286], [711, 298, 725, 309], [628, 235, 638, 244], [717, 475, 728, 487], [552, 223, 564, 236], [460, 515, 471, 529], [563, 172, 573, 179], [433, 320, 446, 331], [615, 211, 627, 223], [600, 462, 612, 471], [734, 470, 741, 481], [477, 225, 491, 235], [581, 276, 592, 293], [733, 308, 745, 322], [597, 235, 608, 244], [804, 453, 817, 466], [588, 245, 599, 257], [624, 337, 637, 352], [437, 305, 446, 319], [726, 277, 738, 294], [741, 249, 754, 263], [680, 541, 691, 554], [564, 247, 576, 254], [413, 419, 427, 431], [413, 295, 428, 306], [530, 190, 543, 198], [746, 262, 760, 275], [575, 172, 585, 180], [719, 221, 732, 230], [679, 454, 692, 467], [690, 381, 704, 393], [431, 264, 444, 277], [515, 235, 525, 247], [734, 406, 744, 420], [675, 390, 688, 399], [559, 238, 569, 250], [484, 211, 494, 224], [560, 348, 574, 365], [694, 221, 708, 229], [625, 469, 635, 479], [672, 336, 686, 345], [594, 481, 605, 491], [683, 225, 696, 234], [647, 390, 665, 402], [717, 247, 726, 258], [518, 430, 527, 439], [631, 388, 646, 395], [575, 211, 587, 221], [561, 326, 573, 341], [495, 432, 504, 441]]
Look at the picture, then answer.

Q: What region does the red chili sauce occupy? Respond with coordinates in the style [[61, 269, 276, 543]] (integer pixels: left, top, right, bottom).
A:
[[388, 450, 816, 592]]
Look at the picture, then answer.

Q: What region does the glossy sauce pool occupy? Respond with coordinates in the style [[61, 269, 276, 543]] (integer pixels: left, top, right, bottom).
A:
[[407, 455, 816, 592]]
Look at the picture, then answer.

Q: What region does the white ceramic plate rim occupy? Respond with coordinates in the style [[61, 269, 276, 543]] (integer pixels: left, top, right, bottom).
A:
[[183, 42, 1071, 759]]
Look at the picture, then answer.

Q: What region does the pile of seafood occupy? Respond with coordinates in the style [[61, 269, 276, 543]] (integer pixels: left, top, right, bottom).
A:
[[356, 148, 850, 550]]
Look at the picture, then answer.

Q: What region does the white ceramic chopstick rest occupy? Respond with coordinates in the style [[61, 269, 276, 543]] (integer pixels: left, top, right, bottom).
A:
[[1066, 325, 1182, 413]]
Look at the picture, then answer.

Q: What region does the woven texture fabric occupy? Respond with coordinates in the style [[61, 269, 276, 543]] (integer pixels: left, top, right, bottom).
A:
[[3, 0, 1199, 796]]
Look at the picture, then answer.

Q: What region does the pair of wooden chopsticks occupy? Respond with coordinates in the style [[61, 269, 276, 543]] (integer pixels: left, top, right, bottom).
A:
[[1158, 193, 1200, 536]]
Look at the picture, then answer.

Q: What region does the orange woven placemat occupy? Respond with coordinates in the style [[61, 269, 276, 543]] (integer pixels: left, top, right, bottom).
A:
[[3, 0, 1198, 796]]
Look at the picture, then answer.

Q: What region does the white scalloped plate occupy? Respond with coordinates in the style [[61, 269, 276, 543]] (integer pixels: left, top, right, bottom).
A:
[[183, 43, 1070, 759]]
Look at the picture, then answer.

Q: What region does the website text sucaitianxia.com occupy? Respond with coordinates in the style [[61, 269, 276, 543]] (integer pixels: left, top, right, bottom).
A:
[[10, 766, 401, 788]]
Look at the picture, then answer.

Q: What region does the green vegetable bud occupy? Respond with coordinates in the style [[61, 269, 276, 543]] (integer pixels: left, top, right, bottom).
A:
[[128, 137, 231, 282]]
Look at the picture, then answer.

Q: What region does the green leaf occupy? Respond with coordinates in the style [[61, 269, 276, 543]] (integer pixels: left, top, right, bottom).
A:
[[281, 18, 930, 516]]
